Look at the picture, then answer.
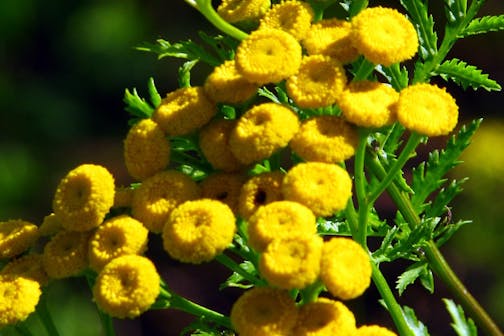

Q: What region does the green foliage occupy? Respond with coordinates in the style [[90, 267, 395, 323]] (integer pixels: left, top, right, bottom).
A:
[[400, 0, 438, 59], [219, 260, 256, 290], [178, 59, 199, 88], [123, 77, 161, 121], [443, 299, 478, 336], [403, 305, 431, 336], [396, 262, 434, 295], [434, 58, 501, 91], [444, 0, 468, 24], [460, 15, 504, 37]]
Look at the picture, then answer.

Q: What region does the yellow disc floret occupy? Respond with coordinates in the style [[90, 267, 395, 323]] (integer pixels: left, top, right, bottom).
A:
[[320, 237, 372, 300], [38, 213, 62, 236], [357, 325, 398, 336], [200, 173, 245, 213], [1, 254, 49, 287], [0, 220, 38, 259], [0, 275, 41, 328], [397, 83, 459, 136], [93, 255, 160, 319], [238, 171, 285, 219], [259, 0, 314, 40], [217, 0, 271, 26]]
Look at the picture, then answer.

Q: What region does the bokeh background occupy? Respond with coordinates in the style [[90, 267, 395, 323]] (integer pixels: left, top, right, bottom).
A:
[[0, 0, 503, 335]]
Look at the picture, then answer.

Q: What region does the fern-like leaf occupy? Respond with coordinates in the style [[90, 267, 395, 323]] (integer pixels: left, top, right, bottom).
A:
[[443, 299, 478, 336], [434, 58, 501, 91], [400, 0, 438, 59], [460, 15, 504, 37], [444, 0, 467, 24]]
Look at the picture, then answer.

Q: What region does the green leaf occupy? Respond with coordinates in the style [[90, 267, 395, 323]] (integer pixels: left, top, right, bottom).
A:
[[178, 59, 199, 88], [396, 262, 428, 295], [460, 15, 504, 37], [425, 179, 467, 218], [443, 299, 478, 336], [147, 77, 161, 107], [400, 0, 438, 59], [317, 216, 351, 236], [123, 87, 154, 119], [434, 219, 471, 247], [403, 305, 431, 336], [444, 0, 467, 24], [219, 260, 256, 290], [434, 58, 501, 91]]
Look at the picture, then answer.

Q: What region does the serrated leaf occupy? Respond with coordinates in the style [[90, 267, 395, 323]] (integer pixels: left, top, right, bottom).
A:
[[123, 88, 154, 119], [220, 260, 256, 290], [403, 305, 431, 336], [434, 58, 501, 91], [147, 77, 161, 107], [425, 179, 467, 218], [400, 0, 438, 59], [396, 262, 428, 295], [435, 219, 471, 247], [460, 15, 504, 37], [444, 0, 467, 24], [443, 299, 478, 336], [419, 267, 434, 294]]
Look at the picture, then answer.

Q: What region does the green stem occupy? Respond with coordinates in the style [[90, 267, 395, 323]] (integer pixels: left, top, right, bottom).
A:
[[215, 253, 265, 286], [355, 129, 370, 247], [353, 58, 376, 81], [14, 324, 33, 336], [299, 279, 325, 305], [37, 292, 60, 336], [84, 270, 116, 336]]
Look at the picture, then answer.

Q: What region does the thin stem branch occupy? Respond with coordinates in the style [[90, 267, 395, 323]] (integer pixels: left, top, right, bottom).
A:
[[355, 129, 370, 247], [215, 253, 265, 286], [37, 292, 60, 336]]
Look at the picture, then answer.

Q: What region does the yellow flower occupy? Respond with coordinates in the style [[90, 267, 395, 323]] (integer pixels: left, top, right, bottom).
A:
[[1, 254, 49, 287], [162, 199, 236, 264], [152, 86, 217, 136], [230, 287, 298, 336], [238, 171, 285, 219], [397, 83, 459, 136], [259, 0, 314, 40], [290, 116, 358, 163], [320, 237, 371, 300], [247, 200, 316, 252], [88, 215, 149, 271], [42, 230, 90, 279], [113, 186, 134, 208], [204, 60, 259, 104], [235, 28, 302, 85], [131, 170, 200, 233], [286, 55, 347, 108], [259, 234, 323, 289], [340, 80, 399, 128], [229, 102, 299, 165], [200, 173, 245, 213], [357, 325, 398, 336], [302, 18, 359, 64], [52, 164, 115, 232], [38, 213, 62, 236], [217, 0, 271, 26], [0, 275, 41, 328], [199, 118, 243, 172], [293, 298, 357, 336], [123, 118, 170, 181], [0, 220, 38, 259], [351, 6, 418, 66], [282, 162, 352, 217], [93, 255, 160, 319]]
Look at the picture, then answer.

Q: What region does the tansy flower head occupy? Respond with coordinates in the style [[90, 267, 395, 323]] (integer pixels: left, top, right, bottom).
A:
[[320, 237, 372, 300], [0, 220, 38, 259], [282, 162, 352, 217], [131, 170, 200, 233], [286, 55, 347, 108], [230, 286, 298, 336], [247, 200, 316, 252], [290, 115, 358, 163], [113, 186, 134, 208], [235, 28, 302, 85], [200, 173, 245, 213], [397, 83, 458, 136], [88, 215, 149, 271], [229, 102, 299, 165], [357, 325, 398, 336], [302, 18, 359, 64], [340, 80, 399, 128], [42, 230, 91, 279], [351, 6, 419, 66], [238, 171, 285, 219], [93, 255, 160, 319], [199, 118, 243, 172], [152, 86, 217, 136], [204, 60, 259, 104], [259, 234, 323, 289], [0, 275, 41, 328], [259, 0, 314, 40], [293, 297, 357, 336], [1, 254, 49, 287], [217, 0, 271, 26], [163, 199, 236, 264], [52, 163, 115, 232], [38, 213, 62, 236], [123, 118, 170, 181]]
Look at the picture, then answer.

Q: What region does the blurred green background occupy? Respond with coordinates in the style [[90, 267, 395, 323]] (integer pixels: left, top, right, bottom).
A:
[[0, 0, 503, 335]]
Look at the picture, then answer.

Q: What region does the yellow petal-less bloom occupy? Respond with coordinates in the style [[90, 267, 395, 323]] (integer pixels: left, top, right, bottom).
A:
[[52, 164, 115, 232], [397, 83, 459, 136], [259, 0, 314, 40], [204, 60, 259, 104], [235, 28, 302, 85], [357, 325, 398, 336], [230, 287, 298, 336], [152, 86, 217, 136], [247, 201, 316, 252], [42, 230, 90, 279], [282, 162, 352, 217], [302, 18, 359, 64], [93, 255, 160, 319], [217, 0, 271, 25], [199, 119, 243, 172], [123, 119, 170, 181], [229, 103, 299, 165], [131, 170, 200, 233], [88, 215, 149, 271], [286, 55, 347, 108], [259, 234, 323, 289], [113, 186, 134, 208], [340, 80, 399, 128], [351, 6, 418, 66], [0, 220, 38, 259], [163, 199, 236, 264], [38, 213, 62, 236], [200, 173, 245, 213], [320, 237, 372, 300], [0, 275, 41, 328], [238, 171, 284, 219], [293, 298, 357, 336], [1, 254, 49, 287], [290, 116, 358, 163]]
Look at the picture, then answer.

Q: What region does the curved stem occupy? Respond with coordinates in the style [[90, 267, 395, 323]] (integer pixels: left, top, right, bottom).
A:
[[355, 129, 370, 247], [37, 292, 60, 336], [215, 253, 265, 286], [14, 324, 34, 336]]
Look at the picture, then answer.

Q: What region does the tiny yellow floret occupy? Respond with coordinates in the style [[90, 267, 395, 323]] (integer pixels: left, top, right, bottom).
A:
[[259, 0, 314, 40], [200, 173, 245, 213], [1, 254, 49, 287], [217, 0, 271, 26], [357, 325, 398, 336], [0, 275, 41, 328], [0, 220, 38, 259], [238, 171, 285, 219]]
